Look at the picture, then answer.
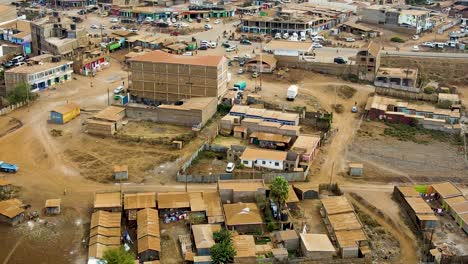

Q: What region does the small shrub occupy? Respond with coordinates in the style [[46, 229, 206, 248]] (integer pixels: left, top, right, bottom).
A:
[[266, 222, 278, 232], [390, 36, 405, 43], [423, 86, 436, 94], [50, 129, 62, 137], [437, 101, 452, 109], [332, 104, 344, 113]]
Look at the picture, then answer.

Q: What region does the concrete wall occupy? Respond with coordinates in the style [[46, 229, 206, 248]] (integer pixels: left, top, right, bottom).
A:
[[276, 56, 358, 76], [375, 87, 438, 102], [125, 100, 216, 127], [380, 55, 468, 84]]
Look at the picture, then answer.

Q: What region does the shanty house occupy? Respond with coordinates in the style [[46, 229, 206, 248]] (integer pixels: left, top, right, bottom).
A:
[[274, 230, 299, 251], [300, 233, 336, 260], [240, 148, 288, 171], [192, 224, 221, 256], [232, 235, 257, 263], [50, 103, 80, 124], [429, 182, 463, 206], [88, 210, 122, 259], [86, 106, 126, 136], [138, 236, 161, 262], [290, 135, 321, 164], [157, 192, 190, 213], [335, 229, 368, 258], [0, 199, 25, 226], [293, 183, 319, 200], [403, 197, 438, 231], [224, 203, 263, 233], [94, 192, 122, 212], [137, 208, 160, 262], [249, 132, 292, 150], [286, 186, 300, 207], [124, 192, 156, 221], [44, 199, 61, 215], [218, 179, 266, 203], [114, 165, 128, 180]]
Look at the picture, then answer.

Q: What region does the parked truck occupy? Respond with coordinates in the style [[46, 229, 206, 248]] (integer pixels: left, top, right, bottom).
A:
[[0, 161, 18, 173], [287, 85, 298, 101]]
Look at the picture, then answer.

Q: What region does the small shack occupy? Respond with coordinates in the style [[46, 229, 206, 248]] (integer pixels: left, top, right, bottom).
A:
[[274, 229, 299, 251], [86, 106, 126, 136], [0, 199, 25, 225], [50, 103, 80, 124], [192, 224, 221, 256], [293, 183, 318, 200], [349, 163, 363, 177], [138, 236, 161, 262], [300, 233, 336, 260], [114, 165, 128, 180], [124, 192, 156, 221], [44, 199, 61, 215], [94, 192, 122, 212]]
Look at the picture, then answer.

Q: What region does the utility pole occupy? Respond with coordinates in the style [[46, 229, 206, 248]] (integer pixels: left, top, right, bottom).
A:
[[107, 88, 110, 105], [328, 162, 334, 192]]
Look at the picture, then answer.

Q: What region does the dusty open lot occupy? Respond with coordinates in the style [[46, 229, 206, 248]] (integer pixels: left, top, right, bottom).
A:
[[347, 121, 467, 183]]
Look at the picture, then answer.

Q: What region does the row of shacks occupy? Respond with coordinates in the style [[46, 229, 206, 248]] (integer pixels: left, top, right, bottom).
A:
[[86, 180, 370, 263]]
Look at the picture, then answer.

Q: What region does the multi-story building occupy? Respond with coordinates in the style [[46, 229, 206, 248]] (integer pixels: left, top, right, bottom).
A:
[[0, 20, 32, 55], [50, 0, 96, 8], [4, 60, 73, 94], [360, 5, 432, 34], [30, 12, 88, 56], [356, 41, 381, 82], [128, 50, 228, 104], [98, 0, 142, 11]]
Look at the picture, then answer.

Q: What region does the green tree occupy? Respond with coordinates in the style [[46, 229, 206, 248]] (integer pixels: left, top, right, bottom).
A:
[[211, 241, 236, 264], [102, 247, 135, 264], [213, 229, 232, 243], [7, 83, 33, 105], [211, 229, 236, 264], [270, 176, 289, 218]]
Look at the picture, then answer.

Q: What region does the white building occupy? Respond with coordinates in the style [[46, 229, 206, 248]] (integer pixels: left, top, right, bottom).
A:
[[240, 148, 288, 171]]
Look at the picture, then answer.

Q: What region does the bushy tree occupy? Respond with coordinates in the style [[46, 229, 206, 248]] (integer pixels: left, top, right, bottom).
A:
[[270, 176, 289, 215], [7, 83, 33, 104], [213, 228, 232, 243], [211, 229, 236, 264], [102, 247, 135, 264], [211, 241, 236, 264]]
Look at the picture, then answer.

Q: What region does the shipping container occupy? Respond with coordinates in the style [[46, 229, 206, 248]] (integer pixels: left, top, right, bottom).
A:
[[50, 103, 80, 124]]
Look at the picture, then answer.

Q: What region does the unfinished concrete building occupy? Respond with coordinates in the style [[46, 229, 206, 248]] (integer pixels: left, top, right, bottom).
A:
[[356, 41, 381, 82], [30, 12, 89, 56], [129, 50, 228, 104], [374, 68, 419, 92]]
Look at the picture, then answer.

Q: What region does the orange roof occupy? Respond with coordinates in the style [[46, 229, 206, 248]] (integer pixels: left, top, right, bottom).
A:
[[129, 50, 225, 67], [224, 203, 262, 226], [124, 192, 156, 210], [240, 148, 288, 161], [0, 199, 23, 218]]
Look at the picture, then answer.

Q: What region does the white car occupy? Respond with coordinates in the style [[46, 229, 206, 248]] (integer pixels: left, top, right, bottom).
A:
[[144, 17, 154, 23], [411, 45, 420, 52], [345, 37, 355, 42], [226, 162, 235, 173], [129, 28, 138, 33], [110, 18, 119, 23], [422, 42, 435, 48], [90, 24, 99, 29], [204, 24, 212, 29], [312, 36, 325, 42], [274, 33, 281, 39], [214, 19, 220, 24], [243, 54, 252, 59], [113, 86, 124, 94], [205, 18, 210, 22], [238, 68, 244, 74], [312, 43, 323, 48], [183, 52, 193, 56], [209, 42, 217, 48], [180, 22, 189, 27], [226, 47, 236, 52], [120, 27, 127, 31], [283, 32, 289, 39], [412, 35, 419, 40]]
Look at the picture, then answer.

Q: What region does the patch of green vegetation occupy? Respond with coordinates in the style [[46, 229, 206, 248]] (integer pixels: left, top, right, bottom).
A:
[[383, 123, 462, 145], [423, 86, 436, 94], [354, 206, 380, 229], [390, 36, 405, 43]]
